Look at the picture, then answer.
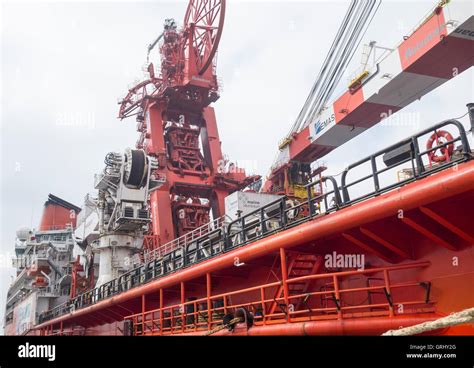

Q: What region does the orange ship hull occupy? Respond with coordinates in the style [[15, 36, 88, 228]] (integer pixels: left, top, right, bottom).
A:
[[31, 159, 474, 336]]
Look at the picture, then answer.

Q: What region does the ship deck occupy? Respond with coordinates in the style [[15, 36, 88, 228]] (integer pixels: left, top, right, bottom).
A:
[[32, 155, 474, 336]]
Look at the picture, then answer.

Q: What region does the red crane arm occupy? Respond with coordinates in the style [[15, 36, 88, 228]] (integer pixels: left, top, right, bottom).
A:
[[264, 1, 474, 192]]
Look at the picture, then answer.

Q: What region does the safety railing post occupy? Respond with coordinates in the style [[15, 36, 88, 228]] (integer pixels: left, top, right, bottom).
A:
[[333, 274, 342, 319], [194, 301, 198, 332], [280, 199, 287, 228], [371, 156, 380, 194], [383, 270, 394, 317], [223, 295, 228, 315], [141, 294, 146, 335], [206, 273, 212, 330], [279, 248, 290, 322], [171, 307, 175, 333], [412, 137, 425, 176], [181, 282, 185, 333], [159, 288, 164, 335], [260, 287, 266, 325], [307, 184, 315, 217], [341, 170, 350, 203], [260, 208, 267, 234]]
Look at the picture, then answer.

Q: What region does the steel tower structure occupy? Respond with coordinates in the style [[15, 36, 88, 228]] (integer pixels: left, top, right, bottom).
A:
[[119, 0, 259, 248]]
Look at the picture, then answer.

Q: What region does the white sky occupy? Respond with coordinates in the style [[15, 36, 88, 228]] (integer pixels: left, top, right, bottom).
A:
[[1, 0, 473, 329]]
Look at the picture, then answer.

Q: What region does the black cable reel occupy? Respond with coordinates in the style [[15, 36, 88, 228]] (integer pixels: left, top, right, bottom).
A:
[[123, 148, 148, 189]]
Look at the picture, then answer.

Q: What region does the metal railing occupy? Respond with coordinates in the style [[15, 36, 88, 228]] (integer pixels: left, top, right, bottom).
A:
[[125, 262, 432, 335], [339, 120, 471, 206], [38, 119, 471, 325], [143, 216, 226, 262]]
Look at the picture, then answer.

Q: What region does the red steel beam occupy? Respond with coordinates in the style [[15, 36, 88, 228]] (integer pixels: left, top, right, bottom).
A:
[[342, 233, 393, 263], [401, 217, 457, 251], [359, 227, 411, 259], [94, 310, 116, 324], [34, 160, 474, 329], [105, 307, 129, 320], [114, 304, 134, 315], [419, 206, 474, 244]]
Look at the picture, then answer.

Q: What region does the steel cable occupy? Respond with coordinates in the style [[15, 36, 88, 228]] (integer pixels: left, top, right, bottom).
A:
[[287, 0, 381, 136]]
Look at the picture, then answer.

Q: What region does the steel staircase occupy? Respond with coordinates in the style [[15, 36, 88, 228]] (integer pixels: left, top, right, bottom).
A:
[[268, 253, 322, 317]]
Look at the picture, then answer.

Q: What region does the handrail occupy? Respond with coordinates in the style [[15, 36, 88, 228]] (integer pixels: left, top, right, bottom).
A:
[[143, 215, 226, 262], [125, 261, 431, 335], [340, 119, 470, 205]]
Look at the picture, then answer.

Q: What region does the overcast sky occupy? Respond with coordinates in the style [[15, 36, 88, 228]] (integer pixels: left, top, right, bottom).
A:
[[1, 0, 473, 329]]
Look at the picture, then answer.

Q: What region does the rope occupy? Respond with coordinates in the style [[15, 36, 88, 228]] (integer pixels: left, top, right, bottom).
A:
[[382, 307, 474, 336], [204, 317, 243, 336]]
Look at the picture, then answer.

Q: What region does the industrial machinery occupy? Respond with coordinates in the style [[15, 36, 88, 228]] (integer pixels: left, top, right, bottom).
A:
[[72, 149, 165, 287], [4, 0, 474, 336], [263, 0, 473, 198], [86, 148, 163, 286], [118, 0, 259, 249]]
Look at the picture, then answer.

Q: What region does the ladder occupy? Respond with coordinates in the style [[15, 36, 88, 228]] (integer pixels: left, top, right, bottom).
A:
[[268, 253, 322, 317]]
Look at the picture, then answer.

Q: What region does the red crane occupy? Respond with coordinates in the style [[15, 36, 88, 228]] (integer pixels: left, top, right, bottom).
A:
[[262, 0, 474, 198], [119, 0, 259, 248]]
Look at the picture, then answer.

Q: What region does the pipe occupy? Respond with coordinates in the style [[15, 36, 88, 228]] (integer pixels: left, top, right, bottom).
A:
[[182, 314, 446, 336], [35, 160, 474, 329]]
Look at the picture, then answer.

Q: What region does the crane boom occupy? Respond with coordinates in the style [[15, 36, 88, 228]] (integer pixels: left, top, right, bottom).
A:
[[263, 0, 474, 194]]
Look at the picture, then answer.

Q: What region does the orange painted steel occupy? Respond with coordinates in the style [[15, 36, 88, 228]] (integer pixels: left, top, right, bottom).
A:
[[34, 160, 474, 330], [342, 233, 392, 262], [180, 282, 185, 334], [126, 261, 432, 336], [333, 274, 342, 319], [263, 7, 474, 194], [419, 206, 474, 244], [279, 248, 291, 322], [268, 253, 321, 316], [159, 288, 164, 336], [206, 273, 212, 330], [38, 202, 76, 231], [120, 0, 259, 246], [183, 314, 445, 336], [401, 217, 457, 250], [359, 227, 411, 259]]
